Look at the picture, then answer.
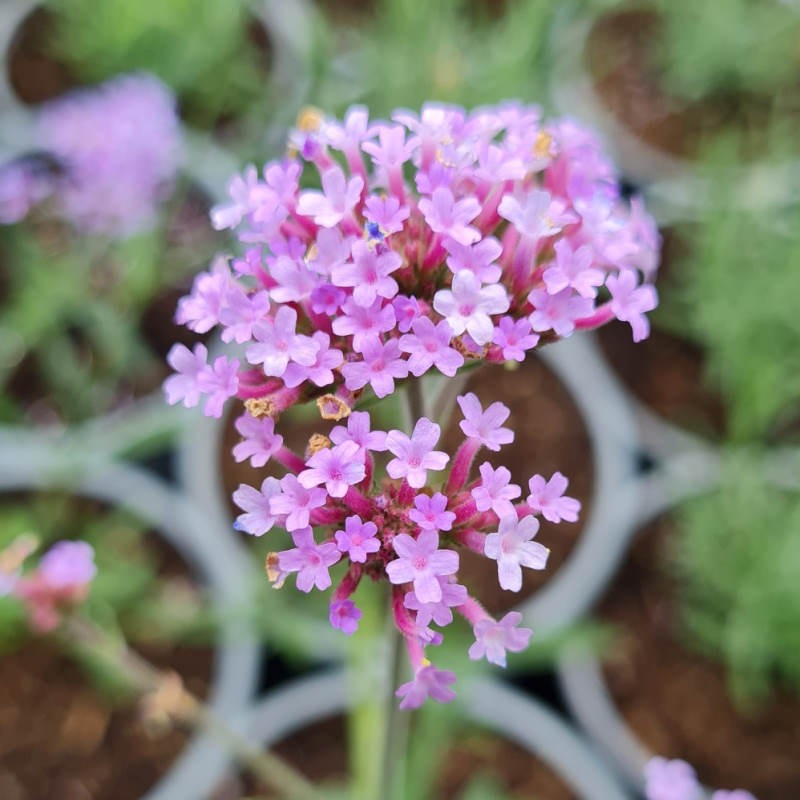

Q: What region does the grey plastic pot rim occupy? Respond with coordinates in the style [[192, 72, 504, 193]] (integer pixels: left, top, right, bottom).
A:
[[235, 669, 632, 800], [0, 443, 261, 800]]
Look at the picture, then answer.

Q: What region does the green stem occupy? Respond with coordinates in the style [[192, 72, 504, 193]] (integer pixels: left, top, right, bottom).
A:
[[378, 623, 409, 800], [62, 616, 322, 800]]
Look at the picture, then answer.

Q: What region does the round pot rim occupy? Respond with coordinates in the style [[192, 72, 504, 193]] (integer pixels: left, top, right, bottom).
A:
[[237, 670, 632, 800], [0, 443, 261, 800], [548, 8, 800, 221]]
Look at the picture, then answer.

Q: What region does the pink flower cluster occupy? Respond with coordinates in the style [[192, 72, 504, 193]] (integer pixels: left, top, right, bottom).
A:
[[0, 73, 181, 235], [644, 757, 757, 800], [232, 393, 580, 708], [165, 102, 659, 420], [0, 539, 96, 633]]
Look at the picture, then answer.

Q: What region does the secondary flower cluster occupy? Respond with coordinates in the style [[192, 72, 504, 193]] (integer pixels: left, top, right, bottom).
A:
[[0, 537, 96, 633], [644, 757, 757, 800], [0, 73, 181, 235], [232, 392, 580, 708], [165, 101, 659, 420]]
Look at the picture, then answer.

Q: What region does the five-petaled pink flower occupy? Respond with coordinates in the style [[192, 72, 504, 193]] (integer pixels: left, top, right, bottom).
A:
[[395, 665, 457, 710], [527, 472, 580, 523], [386, 418, 449, 488], [471, 463, 521, 518], [607, 269, 658, 343], [409, 493, 456, 532], [468, 611, 532, 667], [334, 515, 381, 563], [457, 392, 514, 451], [433, 270, 510, 346], [299, 441, 366, 498], [233, 477, 281, 536], [399, 317, 464, 377], [296, 165, 363, 227], [232, 413, 284, 467], [278, 528, 341, 592], [269, 475, 327, 531], [484, 515, 549, 592], [246, 306, 317, 377], [418, 186, 481, 246], [386, 530, 459, 603]]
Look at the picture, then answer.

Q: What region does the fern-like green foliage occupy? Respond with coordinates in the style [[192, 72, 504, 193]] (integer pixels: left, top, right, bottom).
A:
[[652, 0, 800, 101], [0, 180, 218, 424], [674, 450, 800, 706], [669, 153, 800, 442], [45, 0, 266, 125]]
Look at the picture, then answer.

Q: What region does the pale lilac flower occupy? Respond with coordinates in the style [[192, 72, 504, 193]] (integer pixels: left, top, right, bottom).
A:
[[232, 413, 284, 467], [468, 611, 532, 667], [282, 332, 343, 388], [433, 269, 510, 345], [607, 270, 658, 342], [197, 356, 240, 418], [364, 194, 410, 234], [233, 477, 282, 536], [299, 441, 366, 498], [528, 287, 594, 338], [269, 254, 318, 304], [527, 472, 581, 523], [296, 166, 363, 227], [392, 296, 421, 333], [342, 337, 409, 398], [711, 792, 757, 800], [334, 516, 380, 563], [404, 580, 468, 627], [498, 190, 576, 243], [484, 515, 548, 592], [457, 392, 514, 451], [399, 318, 464, 377], [361, 125, 415, 170], [325, 105, 371, 152], [492, 317, 539, 361], [387, 531, 459, 602], [444, 237, 502, 283], [543, 239, 604, 298], [471, 463, 521, 518], [409, 493, 456, 532], [246, 306, 317, 376], [386, 418, 449, 488], [396, 665, 456, 710], [643, 758, 701, 800], [310, 284, 346, 315], [332, 297, 396, 351], [418, 187, 481, 246], [175, 260, 232, 333], [329, 599, 362, 635], [278, 528, 341, 593], [331, 239, 401, 306], [329, 411, 388, 453], [219, 288, 271, 344], [0, 159, 53, 224], [269, 475, 327, 531], [164, 343, 209, 408], [307, 227, 352, 275], [39, 542, 96, 589], [211, 165, 264, 230]]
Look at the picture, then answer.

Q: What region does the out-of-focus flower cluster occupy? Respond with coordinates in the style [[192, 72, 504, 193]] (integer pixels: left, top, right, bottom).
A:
[[644, 757, 758, 800], [165, 101, 659, 420], [232, 392, 580, 708], [0, 73, 181, 236], [0, 536, 96, 633]]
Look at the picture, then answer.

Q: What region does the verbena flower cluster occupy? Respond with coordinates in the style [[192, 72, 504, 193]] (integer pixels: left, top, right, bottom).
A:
[[232, 394, 580, 708], [0, 538, 96, 633], [164, 102, 659, 420], [0, 73, 181, 235], [644, 757, 757, 800]]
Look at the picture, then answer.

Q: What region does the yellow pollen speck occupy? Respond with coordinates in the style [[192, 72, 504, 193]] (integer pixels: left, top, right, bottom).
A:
[[265, 552, 286, 588], [317, 394, 352, 421], [244, 397, 276, 419], [305, 243, 319, 263], [308, 433, 332, 455], [533, 130, 553, 161], [297, 106, 324, 132], [420, 657, 432, 668]]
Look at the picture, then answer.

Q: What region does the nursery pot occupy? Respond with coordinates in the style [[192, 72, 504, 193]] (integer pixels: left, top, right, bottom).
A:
[[227, 670, 632, 799], [0, 440, 260, 800], [558, 513, 800, 800], [548, 5, 800, 220]]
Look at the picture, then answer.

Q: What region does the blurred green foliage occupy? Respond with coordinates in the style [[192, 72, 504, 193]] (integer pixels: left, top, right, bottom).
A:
[[0, 180, 217, 424], [653, 0, 800, 102], [45, 0, 267, 126], [674, 451, 800, 706]]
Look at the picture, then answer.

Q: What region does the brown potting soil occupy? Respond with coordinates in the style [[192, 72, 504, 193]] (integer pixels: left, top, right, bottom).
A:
[[0, 522, 214, 800], [584, 8, 796, 161], [214, 716, 576, 800], [598, 518, 800, 800]]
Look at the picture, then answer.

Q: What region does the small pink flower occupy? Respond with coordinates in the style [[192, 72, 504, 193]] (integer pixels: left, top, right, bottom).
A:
[[395, 665, 456, 710], [498, 190, 576, 242], [197, 355, 240, 418], [471, 463, 521, 518], [528, 287, 594, 338], [269, 475, 327, 531], [246, 306, 318, 377], [329, 599, 362, 635], [433, 269, 509, 346], [278, 528, 341, 593], [457, 392, 514, 451], [164, 343, 209, 408], [418, 186, 481, 246], [282, 331, 343, 389], [329, 410, 388, 453], [492, 316, 539, 362], [386, 530, 459, 603], [404, 580, 467, 628], [468, 611, 532, 667], [386, 418, 449, 488], [643, 757, 700, 800], [607, 269, 658, 343], [39, 541, 96, 590], [332, 297, 396, 351], [334, 515, 380, 563], [296, 165, 363, 227], [232, 413, 284, 467], [484, 515, 548, 592], [364, 194, 410, 234], [233, 477, 282, 536], [331, 239, 401, 306], [444, 236, 503, 283], [409, 493, 455, 532], [543, 239, 604, 299], [399, 317, 464, 377], [299, 441, 365, 499], [527, 472, 580, 523], [342, 337, 409, 399]]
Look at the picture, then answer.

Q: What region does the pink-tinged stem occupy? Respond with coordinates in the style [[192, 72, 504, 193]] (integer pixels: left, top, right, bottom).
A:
[[291, 211, 319, 239], [312, 149, 335, 173], [310, 506, 346, 526], [343, 486, 373, 517], [276, 447, 306, 474], [341, 214, 362, 237], [362, 454, 374, 489], [474, 182, 506, 234], [456, 594, 491, 625], [345, 147, 368, 194], [452, 498, 478, 524], [455, 528, 486, 555], [421, 234, 446, 270], [445, 439, 481, 495], [279, 219, 312, 243], [333, 564, 363, 601], [236, 382, 278, 400], [392, 588, 418, 638], [574, 302, 615, 331], [514, 502, 534, 520], [499, 225, 519, 271], [388, 167, 406, 205]]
